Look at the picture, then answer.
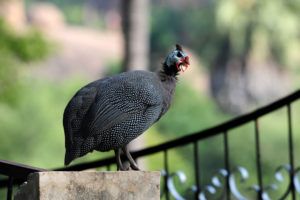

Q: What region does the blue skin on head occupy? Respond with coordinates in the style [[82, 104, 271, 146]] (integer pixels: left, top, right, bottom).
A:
[[165, 49, 187, 68]]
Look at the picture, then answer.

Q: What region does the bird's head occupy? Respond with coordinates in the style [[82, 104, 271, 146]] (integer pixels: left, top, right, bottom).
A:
[[163, 44, 190, 76]]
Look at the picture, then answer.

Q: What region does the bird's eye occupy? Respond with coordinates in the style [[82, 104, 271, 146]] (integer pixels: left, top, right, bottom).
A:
[[177, 51, 183, 57]]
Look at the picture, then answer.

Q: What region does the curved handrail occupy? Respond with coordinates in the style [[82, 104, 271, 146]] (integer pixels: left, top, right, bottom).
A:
[[0, 159, 48, 187]]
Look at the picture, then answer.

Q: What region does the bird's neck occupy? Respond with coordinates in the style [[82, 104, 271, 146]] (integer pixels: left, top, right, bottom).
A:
[[157, 70, 178, 83], [159, 62, 179, 78], [156, 67, 177, 118], [156, 64, 178, 93]]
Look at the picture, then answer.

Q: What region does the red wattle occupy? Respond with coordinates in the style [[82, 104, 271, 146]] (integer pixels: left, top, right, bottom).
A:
[[176, 60, 183, 71], [185, 56, 190, 64]]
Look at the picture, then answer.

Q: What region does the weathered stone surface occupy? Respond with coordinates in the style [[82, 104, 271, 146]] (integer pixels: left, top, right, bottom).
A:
[[14, 171, 161, 200]]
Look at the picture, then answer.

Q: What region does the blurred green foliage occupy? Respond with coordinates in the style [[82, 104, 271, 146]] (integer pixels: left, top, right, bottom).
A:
[[0, 19, 50, 105], [151, 3, 220, 67], [155, 82, 230, 138], [0, 77, 100, 168], [0, 20, 49, 62]]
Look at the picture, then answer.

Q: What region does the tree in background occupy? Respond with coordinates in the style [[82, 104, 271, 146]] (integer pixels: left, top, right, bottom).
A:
[[121, 0, 150, 72], [121, 0, 150, 161]]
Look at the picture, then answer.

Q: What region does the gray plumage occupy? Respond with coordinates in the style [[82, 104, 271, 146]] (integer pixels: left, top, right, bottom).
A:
[[63, 44, 190, 169]]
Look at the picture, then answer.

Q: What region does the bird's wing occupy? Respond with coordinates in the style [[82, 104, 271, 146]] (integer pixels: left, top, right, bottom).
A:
[[63, 80, 100, 151], [81, 95, 133, 136], [82, 72, 163, 136]]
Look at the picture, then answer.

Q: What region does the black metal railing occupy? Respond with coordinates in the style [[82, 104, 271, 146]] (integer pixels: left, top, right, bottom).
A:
[[0, 159, 48, 200], [0, 89, 299, 200]]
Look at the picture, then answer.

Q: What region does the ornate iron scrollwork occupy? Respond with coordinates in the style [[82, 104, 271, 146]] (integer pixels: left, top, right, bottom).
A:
[[199, 169, 228, 200], [160, 164, 300, 200], [294, 167, 300, 194], [160, 170, 199, 200], [167, 171, 188, 200], [229, 167, 249, 200]]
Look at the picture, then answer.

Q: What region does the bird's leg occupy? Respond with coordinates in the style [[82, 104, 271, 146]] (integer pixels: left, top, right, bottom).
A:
[[114, 149, 124, 171], [122, 145, 140, 170]]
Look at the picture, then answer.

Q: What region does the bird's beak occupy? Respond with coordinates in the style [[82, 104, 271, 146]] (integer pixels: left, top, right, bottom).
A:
[[176, 56, 190, 72]]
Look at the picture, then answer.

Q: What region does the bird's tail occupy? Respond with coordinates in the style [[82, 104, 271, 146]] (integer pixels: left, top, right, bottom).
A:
[[64, 144, 82, 166], [64, 136, 96, 166], [64, 151, 72, 166], [64, 141, 79, 166]]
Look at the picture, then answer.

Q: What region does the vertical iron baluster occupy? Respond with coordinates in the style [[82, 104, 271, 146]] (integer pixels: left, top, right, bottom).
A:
[[255, 119, 263, 200], [164, 149, 170, 200], [194, 141, 201, 199], [6, 176, 13, 200], [287, 104, 295, 199], [224, 131, 231, 200]]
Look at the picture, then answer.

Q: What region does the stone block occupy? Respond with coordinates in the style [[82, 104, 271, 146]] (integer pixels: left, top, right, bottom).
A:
[[14, 171, 161, 200]]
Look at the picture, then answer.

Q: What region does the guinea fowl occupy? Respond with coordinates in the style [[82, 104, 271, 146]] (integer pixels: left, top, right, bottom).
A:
[[63, 44, 190, 170]]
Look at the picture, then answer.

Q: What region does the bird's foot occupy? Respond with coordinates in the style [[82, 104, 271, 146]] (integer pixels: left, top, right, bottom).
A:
[[129, 163, 140, 171], [122, 146, 140, 171], [117, 163, 138, 171]]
